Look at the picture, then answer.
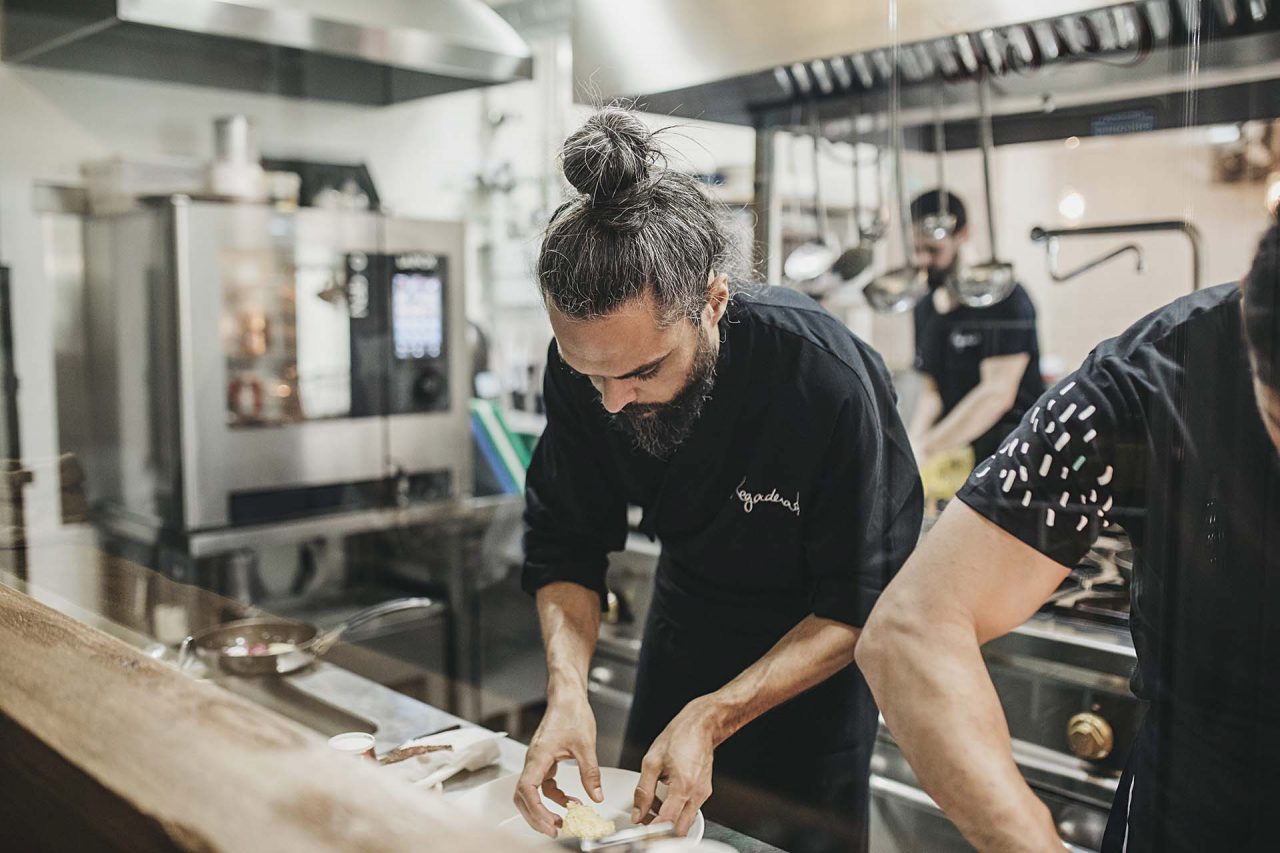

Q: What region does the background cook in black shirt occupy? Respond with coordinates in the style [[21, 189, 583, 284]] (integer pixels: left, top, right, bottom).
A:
[[857, 221, 1280, 851], [907, 190, 1046, 466], [515, 108, 922, 849]]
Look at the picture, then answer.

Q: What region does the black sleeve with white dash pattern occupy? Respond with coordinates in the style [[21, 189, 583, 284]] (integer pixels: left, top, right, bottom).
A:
[[955, 355, 1138, 569]]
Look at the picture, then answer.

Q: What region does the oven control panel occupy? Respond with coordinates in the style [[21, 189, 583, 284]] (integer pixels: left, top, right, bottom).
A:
[[347, 251, 451, 416]]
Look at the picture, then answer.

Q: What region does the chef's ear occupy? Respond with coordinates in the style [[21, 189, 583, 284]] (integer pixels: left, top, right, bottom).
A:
[[705, 270, 730, 325]]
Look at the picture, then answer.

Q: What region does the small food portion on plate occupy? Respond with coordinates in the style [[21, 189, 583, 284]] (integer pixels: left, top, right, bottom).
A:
[[453, 766, 705, 845], [560, 802, 617, 841]]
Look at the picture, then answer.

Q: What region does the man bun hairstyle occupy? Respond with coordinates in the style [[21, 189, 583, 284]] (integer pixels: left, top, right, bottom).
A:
[[538, 106, 733, 326], [1245, 218, 1280, 388], [560, 108, 654, 214]]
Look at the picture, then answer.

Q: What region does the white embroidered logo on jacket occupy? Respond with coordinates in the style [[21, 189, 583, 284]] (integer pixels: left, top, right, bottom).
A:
[[734, 477, 801, 516]]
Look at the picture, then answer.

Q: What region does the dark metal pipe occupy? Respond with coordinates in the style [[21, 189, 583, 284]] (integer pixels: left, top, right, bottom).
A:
[[1044, 240, 1144, 283], [1030, 220, 1203, 291]]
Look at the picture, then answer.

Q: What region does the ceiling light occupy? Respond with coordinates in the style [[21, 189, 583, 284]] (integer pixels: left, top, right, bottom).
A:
[[1058, 188, 1086, 221]]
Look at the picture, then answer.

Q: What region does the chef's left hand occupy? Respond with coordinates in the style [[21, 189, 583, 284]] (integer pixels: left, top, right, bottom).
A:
[[632, 697, 720, 836]]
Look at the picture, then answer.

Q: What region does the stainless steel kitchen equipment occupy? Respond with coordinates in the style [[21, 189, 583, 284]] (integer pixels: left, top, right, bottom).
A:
[[178, 595, 441, 676], [68, 196, 471, 543], [575, 0, 1271, 130], [1, 0, 533, 106]]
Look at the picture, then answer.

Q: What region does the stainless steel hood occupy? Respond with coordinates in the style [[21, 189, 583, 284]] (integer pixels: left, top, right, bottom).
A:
[[574, 0, 1280, 137], [574, 0, 1119, 104], [2, 0, 534, 105]]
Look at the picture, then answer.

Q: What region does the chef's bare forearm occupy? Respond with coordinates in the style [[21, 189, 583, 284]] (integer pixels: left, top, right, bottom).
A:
[[536, 582, 602, 707], [858, 613, 1058, 850], [919, 381, 1013, 457], [699, 615, 860, 745], [919, 353, 1029, 458], [856, 504, 1067, 851], [909, 379, 943, 442]]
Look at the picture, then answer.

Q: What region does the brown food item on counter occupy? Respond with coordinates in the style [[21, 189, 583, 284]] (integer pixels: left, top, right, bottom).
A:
[[377, 744, 453, 766]]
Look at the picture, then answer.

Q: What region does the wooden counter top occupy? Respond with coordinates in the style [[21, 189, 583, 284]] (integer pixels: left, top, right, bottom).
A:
[[0, 582, 545, 852]]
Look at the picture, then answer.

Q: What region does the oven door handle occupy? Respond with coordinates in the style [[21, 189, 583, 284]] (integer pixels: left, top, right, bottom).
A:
[[870, 775, 1093, 853]]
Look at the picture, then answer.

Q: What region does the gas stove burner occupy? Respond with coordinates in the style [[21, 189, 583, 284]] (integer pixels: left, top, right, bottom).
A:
[[1071, 559, 1109, 581], [1067, 591, 1131, 628], [1043, 558, 1131, 626]]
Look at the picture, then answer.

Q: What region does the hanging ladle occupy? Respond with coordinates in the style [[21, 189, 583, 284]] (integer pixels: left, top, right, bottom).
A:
[[863, 90, 928, 314], [784, 104, 839, 283], [830, 101, 877, 282], [921, 83, 958, 244], [950, 72, 1017, 308]]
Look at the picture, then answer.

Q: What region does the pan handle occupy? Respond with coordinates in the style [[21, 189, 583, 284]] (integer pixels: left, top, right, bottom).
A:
[[177, 635, 197, 671], [308, 596, 439, 656]]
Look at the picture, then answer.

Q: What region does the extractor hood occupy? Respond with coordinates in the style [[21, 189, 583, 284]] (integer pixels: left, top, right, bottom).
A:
[[2, 0, 534, 106], [574, 0, 1124, 118], [574, 0, 1280, 139]]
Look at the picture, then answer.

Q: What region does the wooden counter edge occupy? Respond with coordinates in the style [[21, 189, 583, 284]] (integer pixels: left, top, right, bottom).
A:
[[0, 583, 548, 852]]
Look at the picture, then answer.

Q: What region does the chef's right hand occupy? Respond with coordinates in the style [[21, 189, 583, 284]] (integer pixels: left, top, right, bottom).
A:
[[514, 695, 604, 837]]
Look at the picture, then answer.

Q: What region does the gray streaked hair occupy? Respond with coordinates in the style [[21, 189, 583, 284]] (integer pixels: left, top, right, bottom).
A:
[[538, 106, 736, 326]]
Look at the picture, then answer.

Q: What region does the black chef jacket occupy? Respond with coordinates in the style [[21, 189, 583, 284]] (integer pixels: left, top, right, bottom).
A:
[[914, 283, 1045, 460], [523, 285, 922, 850], [957, 283, 1280, 852]]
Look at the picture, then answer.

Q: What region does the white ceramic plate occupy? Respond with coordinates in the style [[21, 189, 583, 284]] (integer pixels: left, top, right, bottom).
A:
[[450, 764, 705, 844]]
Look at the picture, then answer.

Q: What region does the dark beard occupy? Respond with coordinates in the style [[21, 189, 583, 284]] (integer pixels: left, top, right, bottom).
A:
[[927, 262, 957, 292], [609, 331, 718, 460]]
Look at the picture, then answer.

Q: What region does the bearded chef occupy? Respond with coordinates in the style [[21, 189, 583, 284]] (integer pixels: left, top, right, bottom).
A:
[[512, 107, 922, 851]]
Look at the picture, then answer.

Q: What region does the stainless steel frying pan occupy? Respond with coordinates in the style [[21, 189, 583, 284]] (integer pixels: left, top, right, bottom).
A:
[[178, 597, 437, 677]]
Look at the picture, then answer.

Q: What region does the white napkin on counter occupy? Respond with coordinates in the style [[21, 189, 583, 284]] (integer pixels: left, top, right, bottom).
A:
[[382, 728, 506, 789]]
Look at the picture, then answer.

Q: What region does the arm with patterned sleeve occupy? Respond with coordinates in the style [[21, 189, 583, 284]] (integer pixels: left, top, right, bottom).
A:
[[957, 356, 1137, 562], [857, 358, 1143, 852]]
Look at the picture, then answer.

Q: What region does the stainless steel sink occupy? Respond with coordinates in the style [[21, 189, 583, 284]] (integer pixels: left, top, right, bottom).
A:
[[212, 675, 378, 737]]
